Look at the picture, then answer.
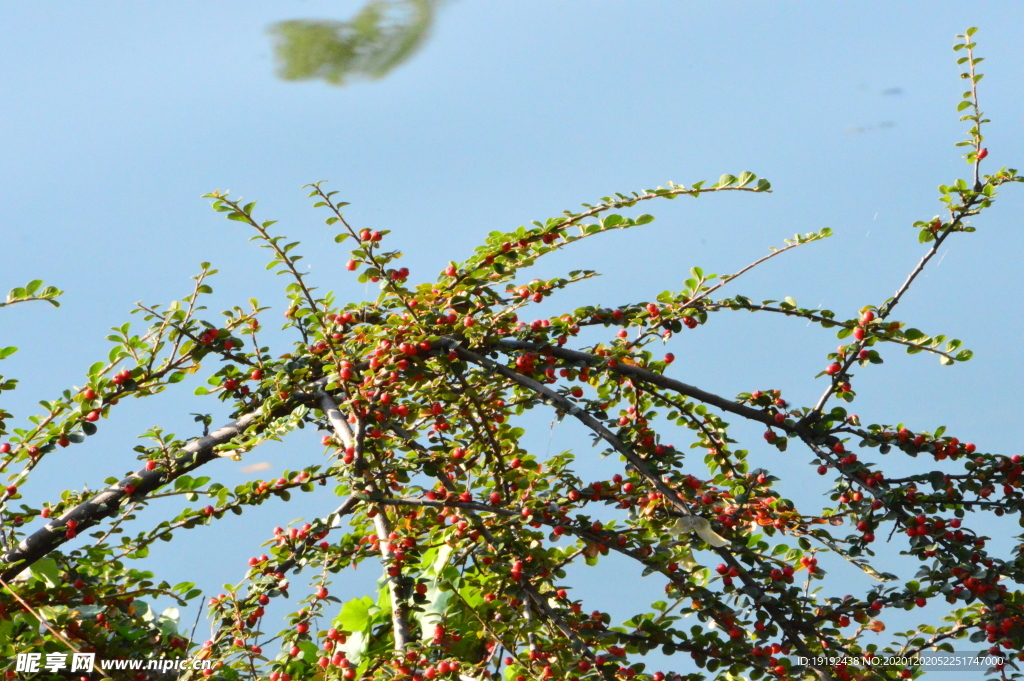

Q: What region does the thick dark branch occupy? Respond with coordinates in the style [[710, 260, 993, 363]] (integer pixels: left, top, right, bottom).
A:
[[495, 339, 774, 428], [318, 390, 355, 449], [372, 508, 411, 651], [445, 338, 693, 511], [446, 337, 837, 679], [0, 335, 466, 581], [0, 379, 329, 581], [320, 392, 410, 650]]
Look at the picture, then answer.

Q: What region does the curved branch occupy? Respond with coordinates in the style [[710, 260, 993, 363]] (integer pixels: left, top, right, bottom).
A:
[[444, 337, 837, 679], [0, 379, 330, 581]]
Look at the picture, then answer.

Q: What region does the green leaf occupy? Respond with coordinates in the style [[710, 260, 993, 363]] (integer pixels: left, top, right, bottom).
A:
[[341, 629, 368, 663], [0, 347, 17, 360], [337, 596, 375, 632], [28, 558, 61, 587], [156, 607, 181, 635]]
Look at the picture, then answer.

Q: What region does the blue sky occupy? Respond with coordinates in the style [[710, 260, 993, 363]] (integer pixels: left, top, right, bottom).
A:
[[2, 2, 1023, 678]]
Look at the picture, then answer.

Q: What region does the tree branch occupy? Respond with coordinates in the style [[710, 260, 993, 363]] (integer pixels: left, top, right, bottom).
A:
[[445, 337, 837, 679], [0, 378, 331, 581], [372, 507, 411, 651]]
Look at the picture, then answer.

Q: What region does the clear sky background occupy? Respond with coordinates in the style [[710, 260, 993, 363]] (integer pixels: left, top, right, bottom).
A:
[[2, 3, 1023, 678]]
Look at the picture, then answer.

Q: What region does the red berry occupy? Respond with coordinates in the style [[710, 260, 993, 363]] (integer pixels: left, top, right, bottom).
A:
[[346, 259, 357, 271], [826, 362, 842, 375], [977, 148, 989, 160], [86, 410, 100, 422]]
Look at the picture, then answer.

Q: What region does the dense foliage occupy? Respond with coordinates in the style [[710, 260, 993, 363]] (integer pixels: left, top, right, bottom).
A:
[[1, 29, 1022, 681]]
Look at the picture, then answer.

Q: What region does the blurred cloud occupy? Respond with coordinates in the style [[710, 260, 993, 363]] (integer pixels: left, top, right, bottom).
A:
[[846, 120, 896, 135], [268, 0, 439, 87], [240, 462, 273, 473]]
